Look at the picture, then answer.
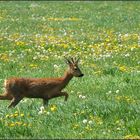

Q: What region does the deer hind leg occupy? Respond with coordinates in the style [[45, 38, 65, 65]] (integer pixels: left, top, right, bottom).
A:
[[63, 92, 69, 101], [8, 96, 23, 108], [0, 93, 13, 100]]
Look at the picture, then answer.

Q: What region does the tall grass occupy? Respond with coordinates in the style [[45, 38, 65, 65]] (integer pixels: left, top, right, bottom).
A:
[[0, 1, 140, 139]]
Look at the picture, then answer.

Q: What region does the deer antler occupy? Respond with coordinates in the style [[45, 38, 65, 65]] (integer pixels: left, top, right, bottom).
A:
[[76, 57, 80, 63], [70, 57, 75, 64], [64, 56, 71, 64], [64, 56, 80, 64]]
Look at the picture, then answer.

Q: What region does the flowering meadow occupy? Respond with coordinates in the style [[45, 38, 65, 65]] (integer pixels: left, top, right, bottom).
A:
[[0, 1, 140, 139]]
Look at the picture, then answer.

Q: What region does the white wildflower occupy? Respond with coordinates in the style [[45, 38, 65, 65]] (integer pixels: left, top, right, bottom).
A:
[[116, 127, 121, 131], [103, 131, 106, 135], [21, 99, 28, 103], [33, 56, 37, 60], [124, 53, 130, 57], [38, 106, 45, 115], [54, 64, 59, 69], [71, 90, 74, 93], [124, 33, 129, 37], [81, 96, 86, 99], [46, 112, 50, 115], [38, 111, 43, 115], [106, 90, 112, 95], [83, 119, 88, 124], [79, 95, 83, 98], [131, 48, 134, 51], [116, 90, 119, 94], [40, 106, 45, 112], [88, 120, 93, 125], [79, 95, 86, 99]]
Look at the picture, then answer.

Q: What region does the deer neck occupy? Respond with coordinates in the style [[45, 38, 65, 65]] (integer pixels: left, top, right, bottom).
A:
[[60, 70, 73, 89]]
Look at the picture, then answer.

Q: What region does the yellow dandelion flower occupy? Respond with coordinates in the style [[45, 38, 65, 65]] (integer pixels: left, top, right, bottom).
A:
[[73, 112, 78, 116], [119, 66, 127, 72], [85, 125, 92, 131], [10, 114, 14, 118], [90, 63, 97, 68], [94, 70, 102, 75], [9, 123, 15, 127], [80, 110, 85, 114], [15, 111, 18, 114], [124, 134, 140, 139], [0, 54, 9, 62], [14, 113, 18, 117], [0, 117, 3, 122], [16, 41, 25, 46], [23, 123, 28, 126], [50, 105, 57, 112], [47, 17, 81, 21], [97, 120, 103, 125], [15, 121, 22, 126], [5, 114, 10, 118], [28, 123, 32, 127], [20, 113, 24, 117], [115, 120, 120, 124], [73, 124, 79, 129], [105, 38, 110, 42], [0, 37, 3, 41], [29, 64, 38, 69], [115, 96, 121, 101], [69, 17, 81, 21]]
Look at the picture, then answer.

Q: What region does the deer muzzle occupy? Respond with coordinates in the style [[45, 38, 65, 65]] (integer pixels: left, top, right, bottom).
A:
[[78, 74, 84, 77]]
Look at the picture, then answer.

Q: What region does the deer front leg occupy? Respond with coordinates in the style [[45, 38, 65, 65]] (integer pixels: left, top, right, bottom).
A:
[[43, 99, 49, 106], [63, 92, 68, 101], [50, 92, 69, 101]]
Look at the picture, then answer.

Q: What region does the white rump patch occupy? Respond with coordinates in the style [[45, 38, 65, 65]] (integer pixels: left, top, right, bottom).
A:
[[4, 79, 7, 87]]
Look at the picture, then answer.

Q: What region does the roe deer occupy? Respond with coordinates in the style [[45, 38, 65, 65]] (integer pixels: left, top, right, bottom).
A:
[[0, 57, 84, 108]]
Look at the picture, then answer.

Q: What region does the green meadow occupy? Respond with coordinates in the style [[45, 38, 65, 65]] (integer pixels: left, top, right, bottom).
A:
[[0, 1, 140, 139]]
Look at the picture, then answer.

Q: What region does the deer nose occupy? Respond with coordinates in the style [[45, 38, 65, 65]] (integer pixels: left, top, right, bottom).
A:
[[79, 74, 84, 77]]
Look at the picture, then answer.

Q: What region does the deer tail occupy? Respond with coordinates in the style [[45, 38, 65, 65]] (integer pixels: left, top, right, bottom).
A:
[[0, 93, 12, 100]]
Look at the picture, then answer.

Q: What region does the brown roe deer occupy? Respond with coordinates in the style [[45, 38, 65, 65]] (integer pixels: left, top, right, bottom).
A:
[[0, 57, 84, 108]]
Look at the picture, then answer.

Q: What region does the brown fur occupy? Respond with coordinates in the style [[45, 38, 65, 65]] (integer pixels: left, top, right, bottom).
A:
[[0, 57, 84, 108]]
